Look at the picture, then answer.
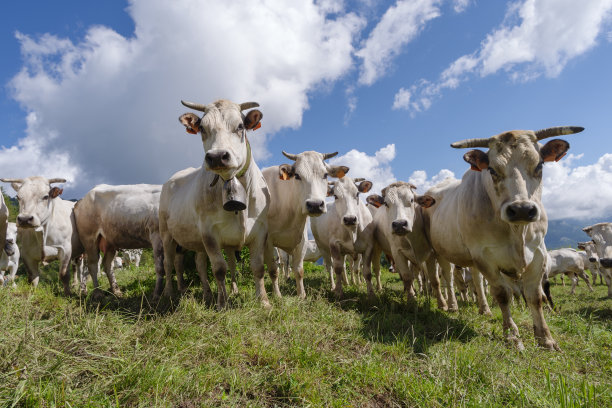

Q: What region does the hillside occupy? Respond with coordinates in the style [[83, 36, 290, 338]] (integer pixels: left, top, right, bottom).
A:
[[546, 217, 610, 249]]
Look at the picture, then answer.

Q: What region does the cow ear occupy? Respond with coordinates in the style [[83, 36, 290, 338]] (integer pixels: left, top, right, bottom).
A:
[[366, 194, 384, 208], [328, 166, 349, 179], [244, 109, 263, 130], [541, 139, 569, 162], [279, 164, 294, 180], [358, 180, 373, 193], [416, 194, 435, 208], [463, 150, 489, 171], [49, 187, 63, 199], [577, 243, 586, 250], [327, 184, 335, 197], [179, 113, 201, 134]]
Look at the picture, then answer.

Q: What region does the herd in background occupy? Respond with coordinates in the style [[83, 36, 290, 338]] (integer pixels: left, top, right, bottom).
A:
[[1, 98, 611, 352]]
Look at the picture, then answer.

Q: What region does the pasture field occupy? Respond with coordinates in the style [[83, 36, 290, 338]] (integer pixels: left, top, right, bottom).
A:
[[0, 254, 610, 407]]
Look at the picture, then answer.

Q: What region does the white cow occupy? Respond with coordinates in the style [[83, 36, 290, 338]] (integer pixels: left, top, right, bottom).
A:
[[0, 222, 20, 287], [362, 182, 452, 310], [582, 223, 612, 298], [577, 241, 605, 285], [1, 177, 83, 294], [278, 238, 323, 279], [74, 184, 164, 297], [0, 193, 8, 253], [422, 126, 584, 351], [546, 248, 593, 295], [311, 176, 373, 298], [122, 249, 143, 268], [159, 99, 270, 308]]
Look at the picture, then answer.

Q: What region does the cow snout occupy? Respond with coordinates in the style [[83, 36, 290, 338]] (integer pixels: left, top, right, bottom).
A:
[[4, 242, 15, 256], [343, 216, 357, 226], [205, 150, 232, 170], [599, 258, 612, 268], [17, 214, 34, 227], [391, 220, 410, 235], [305, 199, 325, 215], [505, 201, 538, 223], [589, 257, 597, 263]]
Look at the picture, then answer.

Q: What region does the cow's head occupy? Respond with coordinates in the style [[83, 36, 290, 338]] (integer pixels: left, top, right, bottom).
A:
[[327, 177, 372, 230], [577, 240, 599, 264], [367, 182, 435, 236], [451, 126, 583, 225], [582, 223, 612, 268], [4, 222, 17, 256], [1, 177, 66, 229], [278, 150, 349, 216], [179, 99, 262, 181]]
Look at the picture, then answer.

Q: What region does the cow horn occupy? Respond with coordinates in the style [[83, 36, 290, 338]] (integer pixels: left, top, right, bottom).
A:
[[353, 178, 365, 182], [535, 126, 584, 141], [282, 151, 298, 161], [181, 100, 208, 112], [48, 178, 67, 184], [323, 152, 338, 160], [450, 138, 490, 149], [408, 183, 417, 190], [240, 102, 260, 111], [0, 178, 23, 183]]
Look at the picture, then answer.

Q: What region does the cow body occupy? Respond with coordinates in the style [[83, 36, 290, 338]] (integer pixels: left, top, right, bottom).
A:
[[159, 99, 270, 308], [1, 176, 83, 294], [422, 127, 584, 350], [547, 248, 593, 294], [582, 223, 612, 297], [122, 249, 143, 267], [0, 222, 19, 287], [74, 184, 164, 296], [0, 195, 8, 254]]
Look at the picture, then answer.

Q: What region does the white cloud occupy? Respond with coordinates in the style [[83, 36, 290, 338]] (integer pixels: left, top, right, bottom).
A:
[[408, 168, 456, 194], [452, 0, 471, 13], [329, 144, 397, 194], [396, 0, 612, 113], [5, 0, 365, 196], [355, 0, 442, 85], [543, 153, 612, 220]]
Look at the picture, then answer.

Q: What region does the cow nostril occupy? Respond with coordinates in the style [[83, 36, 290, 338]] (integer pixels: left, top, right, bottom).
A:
[[222, 152, 230, 162], [528, 207, 537, 218], [506, 207, 516, 218]]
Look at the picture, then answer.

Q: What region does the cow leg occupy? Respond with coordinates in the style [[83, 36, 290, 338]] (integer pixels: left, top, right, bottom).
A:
[[424, 257, 447, 311], [265, 243, 282, 298], [490, 284, 524, 350], [569, 272, 578, 295], [102, 249, 122, 297], [341, 255, 350, 286], [471, 268, 492, 315], [603, 270, 612, 298], [174, 251, 187, 293], [22, 256, 40, 288], [523, 274, 560, 351], [195, 252, 213, 305], [160, 238, 177, 299], [248, 235, 271, 308], [85, 248, 102, 297], [578, 270, 594, 292], [202, 240, 229, 310], [348, 255, 357, 285], [438, 259, 458, 311], [361, 245, 376, 299], [151, 235, 166, 298], [392, 250, 415, 301], [227, 249, 239, 295], [290, 244, 307, 299], [331, 244, 345, 298], [453, 266, 468, 302]]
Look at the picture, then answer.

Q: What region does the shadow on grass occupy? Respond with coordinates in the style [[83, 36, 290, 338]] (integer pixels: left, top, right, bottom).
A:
[[577, 306, 612, 322]]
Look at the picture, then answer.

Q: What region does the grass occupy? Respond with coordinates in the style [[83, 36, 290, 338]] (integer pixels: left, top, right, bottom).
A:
[[0, 255, 610, 407]]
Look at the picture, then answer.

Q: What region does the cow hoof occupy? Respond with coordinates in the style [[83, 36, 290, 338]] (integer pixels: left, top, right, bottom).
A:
[[231, 283, 239, 295], [261, 299, 272, 309], [539, 339, 561, 351], [480, 308, 493, 316], [162, 288, 174, 298], [508, 337, 525, 351], [112, 289, 123, 298], [334, 290, 343, 299], [92, 288, 105, 301]]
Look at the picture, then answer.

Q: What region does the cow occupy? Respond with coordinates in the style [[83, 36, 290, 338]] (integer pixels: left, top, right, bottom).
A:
[[546, 248, 593, 294], [122, 249, 143, 268], [0, 177, 83, 295], [310, 176, 373, 298], [278, 238, 323, 279], [74, 184, 164, 297], [581, 223, 612, 298], [422, 126, 584, 351], [0, 222, 19, 287], [0, 193, 8, 253], [362, 182, 452, 310], [578, 241, 605, 285], [159, 99, 269, 308]]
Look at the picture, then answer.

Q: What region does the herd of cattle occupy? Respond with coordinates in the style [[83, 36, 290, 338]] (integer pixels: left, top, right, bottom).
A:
[[1, 98, 611, 352]]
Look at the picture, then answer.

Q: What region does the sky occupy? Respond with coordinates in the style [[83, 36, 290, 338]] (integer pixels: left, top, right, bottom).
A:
[[1, 0, 612, 220]]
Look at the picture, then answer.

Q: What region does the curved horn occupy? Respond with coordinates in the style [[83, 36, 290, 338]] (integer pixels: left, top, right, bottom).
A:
[[408, 183, 417, 190], [322, 152, 338, 160], [48, 178, 67, 184], [240, 102, 259, 111], [0, 178, 23, 184], [450, 138, 490, 149], [353, 178, 365, 182], [181, 100, 208, 112], [282, 151, 298, 161], [535, 126, 584, 141]]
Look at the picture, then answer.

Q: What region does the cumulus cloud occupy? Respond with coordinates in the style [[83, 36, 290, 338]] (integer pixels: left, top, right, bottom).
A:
[[355, 0, 442, 85], [452, 0, 471, 13], [329, 144, 397, 194], [408, 168, 456, 193], [543, 153, 612, 220], [395, 0, 612, 113], [4, 0, 365, 196]]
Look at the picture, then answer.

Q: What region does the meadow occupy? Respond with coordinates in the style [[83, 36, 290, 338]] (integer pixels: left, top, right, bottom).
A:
[[0, 253, 610, 407]]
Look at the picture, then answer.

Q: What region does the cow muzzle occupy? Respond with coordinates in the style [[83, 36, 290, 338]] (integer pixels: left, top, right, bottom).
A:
[[305, 199, 325, 216], [503, 201, 539, 224], [205, 150, 232, 170], [343, 216, 357, 226], [589, 257, 597, 263], [599, 258, 612, 268], [17, 214, 38, 228], [391, 219, 411, 235]]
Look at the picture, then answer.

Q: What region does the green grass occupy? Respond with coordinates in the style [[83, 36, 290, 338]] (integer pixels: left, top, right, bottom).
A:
[[0, 257, 610, 407]]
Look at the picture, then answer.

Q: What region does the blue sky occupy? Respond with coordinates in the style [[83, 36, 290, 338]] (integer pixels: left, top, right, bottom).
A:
[[1, 0, 612, 219]]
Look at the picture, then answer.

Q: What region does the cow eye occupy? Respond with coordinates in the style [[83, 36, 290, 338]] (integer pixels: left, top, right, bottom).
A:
[[323, 173, 328, 179], [43, 195, 49, 200], [295, 173, 301, 180], [333, 194, 338, 199], [534, 162, 543, 177], [236, 123, 244, 132], [410, 198, 414, 203]]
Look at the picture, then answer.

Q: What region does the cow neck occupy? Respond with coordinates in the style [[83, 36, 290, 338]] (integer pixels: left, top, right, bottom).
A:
[[40, 198, 57, 246], [235, 137, 252, 179]]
